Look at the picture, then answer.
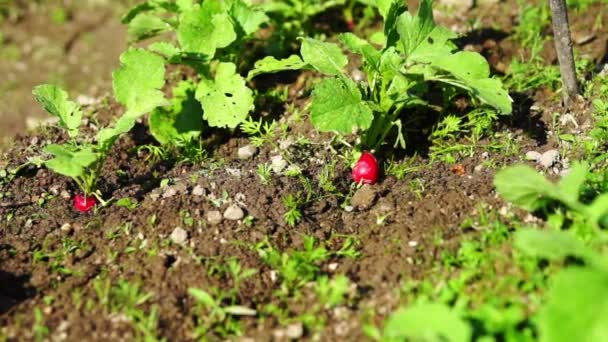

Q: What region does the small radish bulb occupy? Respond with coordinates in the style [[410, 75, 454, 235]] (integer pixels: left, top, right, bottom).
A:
[[73, 194, 97, 212], [352, 152, 379, 185]]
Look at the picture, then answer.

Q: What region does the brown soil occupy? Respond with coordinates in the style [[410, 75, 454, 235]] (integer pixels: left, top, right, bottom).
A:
[[0, 1, 130, 145], [0, 0, 603, 341]]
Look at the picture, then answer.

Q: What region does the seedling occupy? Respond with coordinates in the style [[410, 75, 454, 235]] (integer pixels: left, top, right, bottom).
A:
[[494, 163, 608, 227], [248, 0, 512, 150], [33, 48, 166, 208]]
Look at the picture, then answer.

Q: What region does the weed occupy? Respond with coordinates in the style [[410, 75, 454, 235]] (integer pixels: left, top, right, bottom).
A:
[[282, 193, 303, 226]]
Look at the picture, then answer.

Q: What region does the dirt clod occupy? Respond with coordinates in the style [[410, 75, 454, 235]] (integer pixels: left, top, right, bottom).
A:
[[206, 210, 223, 224], [351, 185, 378, 210]]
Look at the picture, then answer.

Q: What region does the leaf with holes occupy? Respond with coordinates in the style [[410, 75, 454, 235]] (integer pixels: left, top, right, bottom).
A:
[[247, 55, 308, 80], [196, 62, 253, 128]]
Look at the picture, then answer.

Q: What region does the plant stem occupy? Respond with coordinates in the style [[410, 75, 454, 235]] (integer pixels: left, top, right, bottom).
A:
[[549, 0, 579, 104]]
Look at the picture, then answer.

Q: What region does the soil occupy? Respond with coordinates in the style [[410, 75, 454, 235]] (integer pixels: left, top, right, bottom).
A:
[[0, 0, 604, 341], [0, 1, 131, 145]]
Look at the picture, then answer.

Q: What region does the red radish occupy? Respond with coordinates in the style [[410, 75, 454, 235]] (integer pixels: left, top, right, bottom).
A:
[[352, 152, 379, 185], [73, 194, 97, 212], [346, 20, 355, 31]]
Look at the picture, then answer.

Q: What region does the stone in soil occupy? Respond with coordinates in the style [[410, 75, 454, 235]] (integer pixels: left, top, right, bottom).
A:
[[351, 185, 378, 210], [192, 184, 205, 196], [170, 227, 188, 245], [206, 210, 223, 225], [270, 155, 287, 174], [237, 144, 257, 159], [224, 204, 245, 221], [525, 151, 542, 162], [539, 149, 560, 168], [286, 322, 304, 339]]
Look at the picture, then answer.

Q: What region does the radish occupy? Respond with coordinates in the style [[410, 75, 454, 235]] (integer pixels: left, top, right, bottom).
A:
[[73, 194, 97, 212], [352, 152, 379, 185]]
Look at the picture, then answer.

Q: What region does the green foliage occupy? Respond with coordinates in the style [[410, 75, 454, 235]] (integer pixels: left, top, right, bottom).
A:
[[255, 0, 511, 149], [310, 77, 373, 134], [188, 287, 256, 339], [196, 62, 253, 128], [365, 303, 471, 342], [255, 236, 358, 295], [112, 48, 167, 119], [514, 228, 608, 341], [495, 163, 608, 226], [149, 80, 202, 146], [32, 84, 82, 139], [119, 0, 273, 150]]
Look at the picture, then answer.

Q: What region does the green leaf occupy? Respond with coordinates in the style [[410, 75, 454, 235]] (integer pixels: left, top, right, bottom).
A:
[[112, 48, 167, 118], [43, 144, 98, 179], [310, 77, 373, 134], [396, 0, 457, 61], [539, 268, 608, 342], [196, 62, 253, 128], [383, 304, 471, 342], [126, 13, 170, 41], [301, 38, 348, 76], [32, 84, 82, 138], [247, 55, 307, 81], [514, 229, 592, 261], [431, 52, 512, 114], [339, 33, 381, 71], [229, 0, 268, 36], [494, 165, 555, 211], [96, 114, 139, 148], [150, 81, 202, 145], [188, 288, 217, 308], [556, 162, 587, 204], [588, 193, 608, 225], [382, 0, 407, 48], [177, 1, 236, 57], [148, 42, 181, 59]]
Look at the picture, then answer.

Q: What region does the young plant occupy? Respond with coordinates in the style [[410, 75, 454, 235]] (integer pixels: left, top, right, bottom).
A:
[[32, 47, 167, 209], [494, 163, 608, 227], [248, 0, 512, 150], [121, 0, 271, 150]]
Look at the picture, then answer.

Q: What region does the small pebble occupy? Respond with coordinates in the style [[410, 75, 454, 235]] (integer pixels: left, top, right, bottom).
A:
[[525, 151, 542, 162], [237, 144, 257, 159], [286, 323, 304, 339], [162, 186, 178, 198], [206, 210, 223, 225], [192, 185, 205, 196], [60, 190, 71, 200], [539, 149, 560, 168], [351, 185, 377, 210], [270, 155, 287, 174], [224, 205, 245, 221], [60, 223, 72, 233], [170, 227, 188, 245]]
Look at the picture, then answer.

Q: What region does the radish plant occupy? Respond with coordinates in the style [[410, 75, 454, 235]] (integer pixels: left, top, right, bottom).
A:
[[249, 0, 512, 150], [120, 0, 270, 150], [32, 47, 167, 208]]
